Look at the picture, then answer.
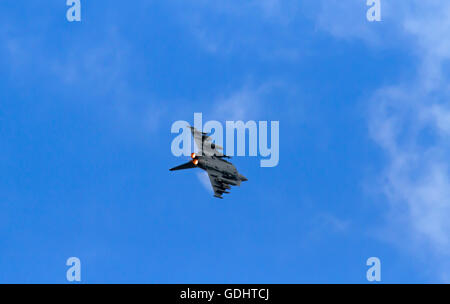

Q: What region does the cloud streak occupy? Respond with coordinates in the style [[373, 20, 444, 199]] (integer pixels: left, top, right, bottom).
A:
[[316, 0, 450, 279]]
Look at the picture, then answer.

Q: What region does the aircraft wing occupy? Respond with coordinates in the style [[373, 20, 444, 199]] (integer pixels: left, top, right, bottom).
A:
[[189, 126, 223, 157], [207, 171, 232, 199]]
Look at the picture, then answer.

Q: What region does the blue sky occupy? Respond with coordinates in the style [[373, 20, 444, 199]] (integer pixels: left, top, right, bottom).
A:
[[1, 1, 449, 283]]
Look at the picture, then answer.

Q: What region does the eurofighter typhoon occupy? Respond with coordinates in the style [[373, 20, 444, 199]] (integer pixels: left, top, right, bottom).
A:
[[170, 126, 248, 199]]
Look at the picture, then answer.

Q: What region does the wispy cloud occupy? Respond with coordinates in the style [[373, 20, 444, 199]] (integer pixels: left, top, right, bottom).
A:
[[0, 22, 166, 135], [169, 0, 305, 60], [314, 213, 350, 233], [211, 83, 274, 121], [209, 80, 301, 123], [317, 0, 450, 279]]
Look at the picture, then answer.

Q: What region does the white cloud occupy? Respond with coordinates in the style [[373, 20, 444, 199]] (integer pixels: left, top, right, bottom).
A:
[[0, 23, 166, 135], [316, 0, 450, 278], [169, 0, 304, 59], [212, 85, 264, 121], [369, 86, 450, 252], [315, 213, 350, 233], [208, 80, 301, 124], [316, 0, 380, 43]]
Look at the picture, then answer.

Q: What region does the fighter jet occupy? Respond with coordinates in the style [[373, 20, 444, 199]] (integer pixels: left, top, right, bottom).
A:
[[170, 126, 248, 199]]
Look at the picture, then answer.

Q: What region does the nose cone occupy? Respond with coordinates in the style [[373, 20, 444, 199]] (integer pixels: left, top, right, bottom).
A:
[[239, 174, 248, 181]]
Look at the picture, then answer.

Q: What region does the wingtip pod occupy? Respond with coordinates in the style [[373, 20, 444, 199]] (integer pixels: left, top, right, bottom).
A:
[[239, 174, 248, 181]]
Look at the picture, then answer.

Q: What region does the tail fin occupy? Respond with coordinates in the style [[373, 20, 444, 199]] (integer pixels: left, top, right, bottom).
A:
[[169, 161, 196, 171]]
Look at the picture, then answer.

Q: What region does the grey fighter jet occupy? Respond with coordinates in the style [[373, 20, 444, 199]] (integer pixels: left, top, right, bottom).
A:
[[170, 126, 248, 199]]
